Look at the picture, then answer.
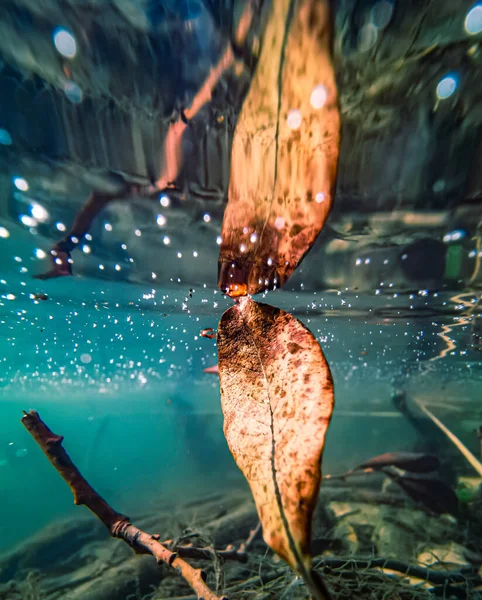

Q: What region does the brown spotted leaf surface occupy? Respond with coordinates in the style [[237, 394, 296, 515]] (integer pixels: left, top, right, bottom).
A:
[[218, 0, 340, 297], [217, 296, 334, 572]]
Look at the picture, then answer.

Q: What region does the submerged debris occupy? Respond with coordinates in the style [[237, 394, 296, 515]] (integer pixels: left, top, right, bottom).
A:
[[0, 484, 480, 600]]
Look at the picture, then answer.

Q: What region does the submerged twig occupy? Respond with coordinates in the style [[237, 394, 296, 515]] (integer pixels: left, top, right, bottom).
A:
[[161, 540, 248, 563], [21, 410, 227, 600], [238, 521, 262, 552], [412, 399, 482, 477]]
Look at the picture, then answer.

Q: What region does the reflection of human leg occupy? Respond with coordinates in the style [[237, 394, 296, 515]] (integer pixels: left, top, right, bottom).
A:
[[34, 190, 122, 280], [148, 1, 256, 193]]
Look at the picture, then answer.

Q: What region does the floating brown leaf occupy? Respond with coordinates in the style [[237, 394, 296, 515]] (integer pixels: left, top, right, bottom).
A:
[[218, 0, 340, 297], [217, 297, 334, 595]]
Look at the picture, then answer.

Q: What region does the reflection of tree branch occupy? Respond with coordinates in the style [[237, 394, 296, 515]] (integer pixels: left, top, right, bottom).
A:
[[21, 410, 226, 600]]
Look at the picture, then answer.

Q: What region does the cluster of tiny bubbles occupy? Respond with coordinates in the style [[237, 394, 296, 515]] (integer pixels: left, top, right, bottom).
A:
[[0, 190, 241, 386], [0, 259, 237, 395]]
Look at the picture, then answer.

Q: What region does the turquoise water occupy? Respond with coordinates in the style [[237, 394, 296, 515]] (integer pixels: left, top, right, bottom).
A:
[[1, 221, 481, 559], [1, 1, 482, 597]]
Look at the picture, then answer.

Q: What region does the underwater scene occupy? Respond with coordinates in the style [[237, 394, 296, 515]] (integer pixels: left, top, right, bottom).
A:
[[0, 1, 481, 599]]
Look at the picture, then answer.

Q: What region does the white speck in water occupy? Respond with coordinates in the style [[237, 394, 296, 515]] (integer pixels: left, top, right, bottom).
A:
[[14, 177, 29, 192], [53, 28, 77, 58], [465, 4, 482, 35], [436, 74, 458, 100], [287, 109, 302, 130], [310, 85, 328, 109]]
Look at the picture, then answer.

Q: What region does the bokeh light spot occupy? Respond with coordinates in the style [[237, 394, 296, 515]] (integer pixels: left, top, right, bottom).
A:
[[31, 204, 49, 221], [358, 23, 378, 51], [53, 28, 77, 58], [436, 74, 458, 99], [287, 109, 302, 130], [465, 4, 482, 34], [80, 353, 92, 364], [63, 81, 83, 104], [13, 177, 29, 192], [371, 1, 394, 29], [310, 85, 328, 109]]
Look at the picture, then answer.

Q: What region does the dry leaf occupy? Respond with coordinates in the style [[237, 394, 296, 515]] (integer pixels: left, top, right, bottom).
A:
[[217, 297, 334, 580], [218, 0, 340, 297]]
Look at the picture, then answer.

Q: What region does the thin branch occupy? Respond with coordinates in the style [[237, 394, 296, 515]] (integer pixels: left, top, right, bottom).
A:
[[21, 410, 227, 600], [411, 399, 482, 477], [238, 521, 262, 553], [161, 540, 248, 563]]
